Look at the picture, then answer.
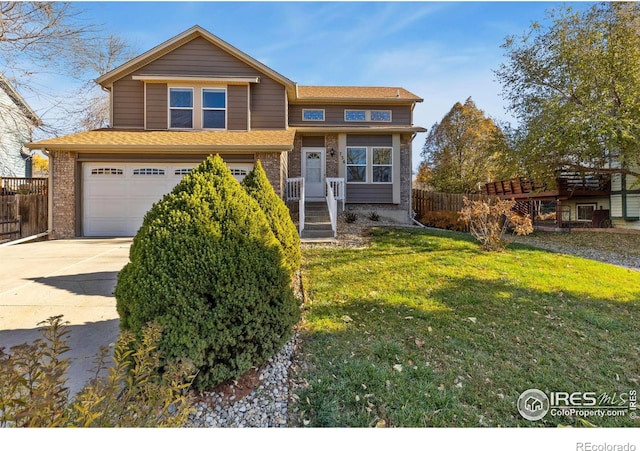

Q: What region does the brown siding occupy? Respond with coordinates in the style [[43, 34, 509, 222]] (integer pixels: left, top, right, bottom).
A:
[[347, 135, 393, 147], [302, 136, 325, 147], [146, 83, 167, 129], [130, 37, 286, 130], [228, 85, 248, 131], [250, 79, 286, 129], [346, 184, 393, 203], [289, 104, 412, 126], [112, 77, 144, 128], [140, 37, 261, 77]]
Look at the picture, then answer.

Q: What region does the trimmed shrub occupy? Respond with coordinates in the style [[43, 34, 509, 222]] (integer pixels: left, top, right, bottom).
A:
[[242, 160, 301, 273], [114, 155, 299, 390], [419, 211, 465, 231]]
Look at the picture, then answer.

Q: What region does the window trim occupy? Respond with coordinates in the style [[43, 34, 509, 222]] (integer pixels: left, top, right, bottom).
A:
[[344, 109, 392, 122], [576, 203, 597, 221], [202, 87, 227, 130], [168, 87, 194, 129]]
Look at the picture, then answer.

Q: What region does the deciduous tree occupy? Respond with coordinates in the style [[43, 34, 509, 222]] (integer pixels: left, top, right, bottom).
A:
[[495, 2, 640, 183], [420, 97, 510, 193]]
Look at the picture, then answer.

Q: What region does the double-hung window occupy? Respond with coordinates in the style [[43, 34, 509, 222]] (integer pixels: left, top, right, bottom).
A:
[[372, 147, 392, 183], [346, 147, 367, 183], [169, 88, 193, 128], [346, 146, 393, 183], [202, 88, 226, 129]]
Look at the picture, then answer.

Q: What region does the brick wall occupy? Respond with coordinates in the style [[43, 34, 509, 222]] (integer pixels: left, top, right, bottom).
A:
[[400, 134, 412, 211], [325, 134, 339, 178], [257, 152, 283, 197], [51, 150, 77, 238]]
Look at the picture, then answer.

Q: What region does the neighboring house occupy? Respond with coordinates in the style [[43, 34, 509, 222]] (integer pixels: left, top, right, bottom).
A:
[[26, 26, 425, 239], [486, 169, 640, 231], [609, 164, 640, 230], [0, 75, 42, 178]]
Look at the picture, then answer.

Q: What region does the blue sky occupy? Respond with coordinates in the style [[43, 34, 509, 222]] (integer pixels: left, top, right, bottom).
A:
[[31, 1, 594, 170]]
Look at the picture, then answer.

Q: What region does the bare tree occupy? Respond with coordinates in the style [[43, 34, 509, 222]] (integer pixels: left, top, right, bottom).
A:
[[0, 2, 136, 136]]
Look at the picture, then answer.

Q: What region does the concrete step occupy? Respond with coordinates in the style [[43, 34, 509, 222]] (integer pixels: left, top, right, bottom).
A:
[[304, 222, 332, 231], [301, 229, 335, 239]]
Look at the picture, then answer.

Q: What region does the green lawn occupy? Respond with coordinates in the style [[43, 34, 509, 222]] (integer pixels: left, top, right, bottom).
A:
[[292, 228, 640, 427]]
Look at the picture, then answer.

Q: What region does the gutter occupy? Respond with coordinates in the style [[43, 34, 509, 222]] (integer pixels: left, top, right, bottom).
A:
[[0, 231, 49, 247]]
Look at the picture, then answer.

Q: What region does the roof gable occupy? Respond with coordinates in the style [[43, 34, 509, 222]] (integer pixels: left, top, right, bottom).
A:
[[0, 74, 42, 126], [97, 25, 295, 91]]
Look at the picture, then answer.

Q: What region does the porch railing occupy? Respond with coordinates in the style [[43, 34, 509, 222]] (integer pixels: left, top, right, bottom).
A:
[[325, 179, 337, 238], [326, 177, 345, 212], [286, 177, 305, 235]]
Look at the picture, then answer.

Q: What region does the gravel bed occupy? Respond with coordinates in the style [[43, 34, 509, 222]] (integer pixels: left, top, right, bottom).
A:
[[512, 234, 640, 271], [186, 334, 299, 428]]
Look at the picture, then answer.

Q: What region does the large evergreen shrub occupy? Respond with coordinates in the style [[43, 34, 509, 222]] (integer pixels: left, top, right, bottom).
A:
[[114, 155, 299, 390], [241, 160, 301, 274]]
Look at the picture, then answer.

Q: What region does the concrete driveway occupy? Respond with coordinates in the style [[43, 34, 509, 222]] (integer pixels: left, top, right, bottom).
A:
[[0, 238, 132, 396]]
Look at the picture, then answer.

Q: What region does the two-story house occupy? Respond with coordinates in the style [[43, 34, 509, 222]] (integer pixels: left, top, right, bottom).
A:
[[27, 26, 425, 239], [0, 74, 42, 178]]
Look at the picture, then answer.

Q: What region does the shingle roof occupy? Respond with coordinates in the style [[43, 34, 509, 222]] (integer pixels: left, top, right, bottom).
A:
[[296, 86, 423, 102], [26, 129, 296, 151]]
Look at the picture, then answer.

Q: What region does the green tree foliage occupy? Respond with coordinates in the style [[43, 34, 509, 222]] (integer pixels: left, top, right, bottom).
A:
[[242, 160, 301, 274], [420, 97, 511, 193], [413, 161, 433, 190], [495, 2, 640, 183], [0, 316, 196, 427], [114, 155, 299, 390]]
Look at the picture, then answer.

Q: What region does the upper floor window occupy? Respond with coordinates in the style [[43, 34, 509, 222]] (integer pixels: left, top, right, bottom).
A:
[[169, 88, 193, 128], [370, 111, 392, 122], [345, 109, 392, 122], [202, 88, 226, 129], [302, 109, 325, 121], [345, 110, 366, 121]]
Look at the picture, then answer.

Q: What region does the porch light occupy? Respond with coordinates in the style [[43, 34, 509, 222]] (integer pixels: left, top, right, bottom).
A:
[[330, 148, 336, 157]]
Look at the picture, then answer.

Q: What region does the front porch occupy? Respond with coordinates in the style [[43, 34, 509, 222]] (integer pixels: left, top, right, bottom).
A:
[[285, 177, 344, 239]]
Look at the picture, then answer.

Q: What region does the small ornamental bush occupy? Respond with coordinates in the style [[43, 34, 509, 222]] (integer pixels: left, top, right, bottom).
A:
[[344, 211, 358, 223], [367, 211, 380, 222], [114, 155, 299, 390], [242, 160, 301, 274], [459, 197, 533, 251], [0, 316, 195, 427]]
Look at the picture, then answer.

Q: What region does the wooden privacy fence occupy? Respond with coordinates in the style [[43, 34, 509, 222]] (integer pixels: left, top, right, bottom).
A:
[[1, 177, 48, 243], [412, 189, 493, 218]]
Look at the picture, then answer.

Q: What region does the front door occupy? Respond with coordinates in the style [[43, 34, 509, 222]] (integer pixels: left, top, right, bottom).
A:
[[302, 147, 325, 200]]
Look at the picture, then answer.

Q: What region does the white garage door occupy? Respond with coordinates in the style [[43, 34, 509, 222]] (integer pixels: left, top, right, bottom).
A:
[[83, 162, 253, 236]]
